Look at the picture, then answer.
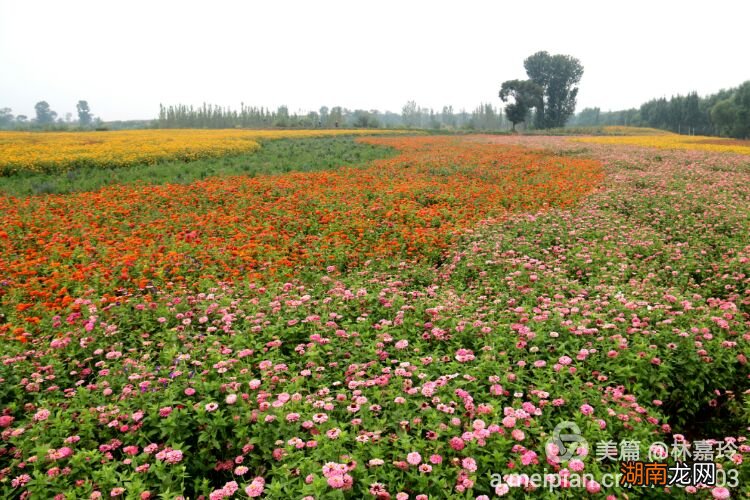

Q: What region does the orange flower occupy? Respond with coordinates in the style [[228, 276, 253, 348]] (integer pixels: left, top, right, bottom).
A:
[[0, 135, 602, 321]]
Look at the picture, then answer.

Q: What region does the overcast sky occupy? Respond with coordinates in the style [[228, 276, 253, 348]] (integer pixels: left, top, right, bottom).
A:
[[2, 0, 748, 121]]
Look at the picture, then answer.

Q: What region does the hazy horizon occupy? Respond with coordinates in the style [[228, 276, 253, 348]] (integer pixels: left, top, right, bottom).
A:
[[2, 0, 749, 122]]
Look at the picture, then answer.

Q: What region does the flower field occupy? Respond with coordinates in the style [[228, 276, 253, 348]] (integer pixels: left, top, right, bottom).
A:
[[0, 136, 601, 321], [0, 129, 403, 175], [574, 132, 750, 155], [599, 126, 671, 136], [0, 133, 749, 499]]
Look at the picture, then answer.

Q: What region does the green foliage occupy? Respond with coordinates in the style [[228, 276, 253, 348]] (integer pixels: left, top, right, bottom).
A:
[[570, 81, 750, 138], [711, 99, 739, 136], [351, 110, 380, 128], [731, 81, 750, 138], [499, 79, 543, 130]]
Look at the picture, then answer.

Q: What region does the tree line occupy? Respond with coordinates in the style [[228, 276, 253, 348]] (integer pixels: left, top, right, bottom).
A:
[[156, 102, 510, 131], [6, 72, 748, 138], [0, 100, 101, 130], [1, 100, 512, 132], [568, 81, 750, 138]]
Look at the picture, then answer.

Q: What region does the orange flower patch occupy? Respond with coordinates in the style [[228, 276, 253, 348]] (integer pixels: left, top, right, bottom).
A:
[[0, 135, 602, 325]]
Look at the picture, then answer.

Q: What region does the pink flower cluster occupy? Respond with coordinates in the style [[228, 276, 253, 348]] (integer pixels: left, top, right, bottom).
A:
[[47, 446, 74, 460], [154, 447, 183, 464], [244, 477, 265, 498], [209, 481, 239, 500], [322, 462, 354, 489], [455, 348, 475, 362]]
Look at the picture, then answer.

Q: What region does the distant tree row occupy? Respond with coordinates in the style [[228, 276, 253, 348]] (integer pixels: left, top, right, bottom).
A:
[[400, 101, 508, 130], [0, 100, 99, 130], [568, 81, 750, 138], [157, 102, 510, 131]]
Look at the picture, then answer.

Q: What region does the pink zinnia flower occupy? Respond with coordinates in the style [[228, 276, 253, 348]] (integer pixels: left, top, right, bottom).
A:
[[711, 487, 730, 499], [450, 437, 465, 451], [165, 449, 183, 464], [461, 457, 477, 472], [585, 480, 601, 493], [33, 409, 51, 422], [521, 450, 537, 465], [569, 459, 585, 472], [313, 413, 329, 424], [245, 477, 265, 497], [407, 452, 422, 465]]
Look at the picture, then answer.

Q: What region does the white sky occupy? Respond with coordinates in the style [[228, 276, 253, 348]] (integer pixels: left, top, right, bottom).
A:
[[1, 0, 749, 121]]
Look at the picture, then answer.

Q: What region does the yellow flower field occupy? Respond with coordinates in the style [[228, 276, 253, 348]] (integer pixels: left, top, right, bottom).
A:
[[574, 132, 750, 155], [600, 126, 671, 136], [0, 129, 404, 175]]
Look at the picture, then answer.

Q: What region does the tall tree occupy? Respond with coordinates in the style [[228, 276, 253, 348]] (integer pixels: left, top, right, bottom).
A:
[[441, 105, 456, 128], [318, 106, 329, 127], [710, 99, 738, 137], [328, 106, 343, 128], [401, 100, 419, 128], [734, 81, 750, 138], [274, 105, 290, 127], [499, 79, 542, 131], [683, 92, 702, 133], [77, 100, 93, 126], [0, 108, 13, 128], [34, 101, 57, 124], [523, 51, 583, 129]]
